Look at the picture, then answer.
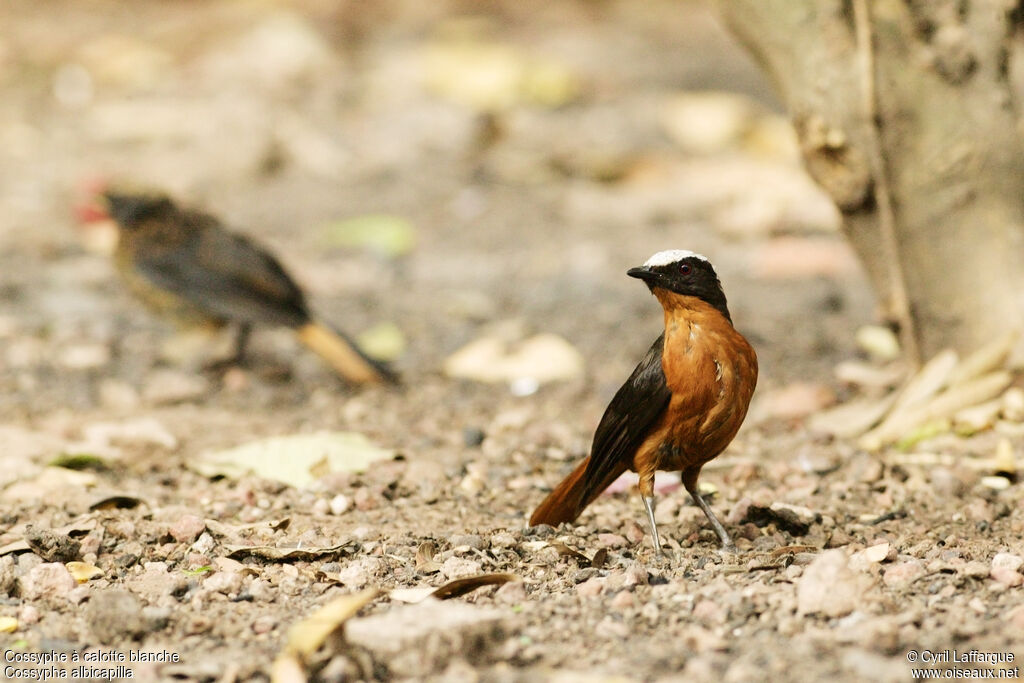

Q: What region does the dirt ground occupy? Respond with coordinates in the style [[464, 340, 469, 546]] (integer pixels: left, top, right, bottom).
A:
[[2, 1, 1023, 681]]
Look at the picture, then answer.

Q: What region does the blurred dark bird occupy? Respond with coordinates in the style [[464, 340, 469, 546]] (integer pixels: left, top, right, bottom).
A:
[[530, 250, 757, 553], [76, 186, 396, 385]]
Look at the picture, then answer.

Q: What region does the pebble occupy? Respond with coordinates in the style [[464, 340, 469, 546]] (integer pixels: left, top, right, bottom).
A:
[[1005, 604, 1024, 629], [345, 600, 508, 678], [450, 534, 487, 550], [337, 558, 382, 589], [576, 576, 605, 598], [354, 487, 381, 511], [624, 522, 646, 545], [993, 552, 1024, 572], [311, 498, 330, 515], [962, 561, 991, 579], [21, 563, 77, 601], [990, 566, 1023, 587], [329, 494, 351, 516], [191, 532, 215, 555], [490, 532, 518, 548], [18, 605, 40, 625], [622, 563, 649, 587], [494, 580, 527, 605], [797, 549, 874, 617], [441, 556, 483, 580], [850, 542, 890, 571], [610, 590, 635, 610], [169, 515, 206, 544], [86, 589, 146, 643], [202, 570, 244, 596], [252, 615, 277, 634], [882, 560, 925, 587], [597, 533, 627, 549]]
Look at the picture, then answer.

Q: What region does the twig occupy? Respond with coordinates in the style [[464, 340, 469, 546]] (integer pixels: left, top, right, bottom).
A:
[[852, 0, 921, 367]]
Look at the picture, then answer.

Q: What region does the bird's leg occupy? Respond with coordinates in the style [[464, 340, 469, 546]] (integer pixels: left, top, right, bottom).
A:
[[638, 472, 663, 554], [682, 469, 735, 552], [232, 323, 253, 364]]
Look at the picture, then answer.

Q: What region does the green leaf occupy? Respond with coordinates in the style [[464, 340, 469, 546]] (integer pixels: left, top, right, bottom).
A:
[[321, 214, 415, 257], [49, 452, 109, 471], [191, 432, 395, 489]]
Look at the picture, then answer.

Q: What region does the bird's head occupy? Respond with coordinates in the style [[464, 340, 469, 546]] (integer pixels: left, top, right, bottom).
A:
[[74, 179, 175, 253], [627, 249, 731, 322]]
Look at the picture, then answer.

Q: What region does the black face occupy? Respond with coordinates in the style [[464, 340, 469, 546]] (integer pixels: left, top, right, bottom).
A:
[[103, 191, 175, 228], [627, 255, 731, 322]]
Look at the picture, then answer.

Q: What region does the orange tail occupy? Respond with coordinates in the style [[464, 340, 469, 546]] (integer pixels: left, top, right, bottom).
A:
[[529, 456, 629, 527], [296, 321, 397, 385]]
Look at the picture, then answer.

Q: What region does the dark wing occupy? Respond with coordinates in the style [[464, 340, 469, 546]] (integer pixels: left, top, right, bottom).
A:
[[133, 210, 311, 328], [580, 334, 671, 504]]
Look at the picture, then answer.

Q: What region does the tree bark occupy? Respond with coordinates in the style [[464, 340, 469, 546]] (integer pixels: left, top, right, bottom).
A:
[[714, 0, 1024, 362]]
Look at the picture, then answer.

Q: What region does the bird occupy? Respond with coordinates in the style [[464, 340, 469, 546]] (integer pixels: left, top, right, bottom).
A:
[[76, 186, 397, 385], [530, 250, 757, 553]]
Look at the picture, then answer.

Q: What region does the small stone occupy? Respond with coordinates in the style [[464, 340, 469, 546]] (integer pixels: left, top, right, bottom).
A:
[[441, 556, 483, 580], [86, 589, 146, 643], [624, 522, 646, 545], [490, 532, 518, 548], [576, 576, 605, 597], [169, 515, 206, 544], [993, 553, 1024, 572], [354, 487, 381, 511], [450, 534, 487, 550], [462, 427, 486, 447], [337, 558, 382, 589], [882, 560, 925, 587], [1002, 388, 1024, 421], [622, 563, 649, 587], [311, 498, 330, 515], [345, 599, 508, 677], [850, 542, 891, 571], [191, 532, 215, 555], [991, 566, 1024, 587], [58, 343, 110, 369], [610, 590, 635, 610], [21, 562, 77, 601], [963, 561, 991, 579], [202, 570, 243, 596], [494, 580, 526, 605], [252, 615, 277, 634], [329, 494, 351, 516], [797, 549, 875, 617], [597, 533, 627, 549], [18, 605, 40, 625]]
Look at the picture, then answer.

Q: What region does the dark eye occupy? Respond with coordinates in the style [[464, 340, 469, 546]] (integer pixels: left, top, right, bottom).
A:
[[680, 264, 691, 275]]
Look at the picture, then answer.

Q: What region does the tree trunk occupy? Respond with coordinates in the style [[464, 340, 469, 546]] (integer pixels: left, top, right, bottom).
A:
[[714, 0, 1024, 363]]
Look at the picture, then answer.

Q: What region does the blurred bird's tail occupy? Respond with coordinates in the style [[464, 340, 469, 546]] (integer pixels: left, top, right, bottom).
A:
[[529, 456, 628, 527], [297, 321, 398, 385]]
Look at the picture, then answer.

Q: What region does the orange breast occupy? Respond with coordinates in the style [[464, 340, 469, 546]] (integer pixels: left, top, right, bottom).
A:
[[632, 293, 758, 477]]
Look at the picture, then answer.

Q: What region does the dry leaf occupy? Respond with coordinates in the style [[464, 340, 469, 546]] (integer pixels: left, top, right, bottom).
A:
[[548, 541, 589, 564], [89, 495, 146, 510], [226, 542, 353, 563], [415, 541, 440, 574], [283, 588, 378, 657], [430, 573, 519, 600], [66, 561, 104, 583], [443, 333, 584, 385], [192, 432, 394, 489]]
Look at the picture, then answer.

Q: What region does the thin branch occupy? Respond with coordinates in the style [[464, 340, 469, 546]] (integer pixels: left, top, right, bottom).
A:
[[852, 0, 921, 366]]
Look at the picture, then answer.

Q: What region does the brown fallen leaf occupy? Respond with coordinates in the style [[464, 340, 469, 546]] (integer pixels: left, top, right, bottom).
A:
[[415, 541, 440, 574], [590, 548, 608, 569], [430, 573, 519, 600], [548, 541, 589, 564], [225, 542, 353, 563], [89, 495, 146, 510]]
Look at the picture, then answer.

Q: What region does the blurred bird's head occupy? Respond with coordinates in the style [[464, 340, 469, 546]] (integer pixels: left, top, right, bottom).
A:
[[73, 179, 174, 254], [627, 249, 731, 322]]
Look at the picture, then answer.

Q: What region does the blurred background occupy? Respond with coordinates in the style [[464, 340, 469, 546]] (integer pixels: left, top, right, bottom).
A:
[[0, 0, 868, 417]]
